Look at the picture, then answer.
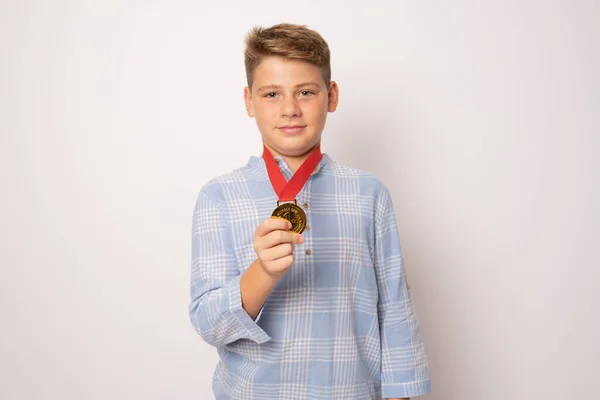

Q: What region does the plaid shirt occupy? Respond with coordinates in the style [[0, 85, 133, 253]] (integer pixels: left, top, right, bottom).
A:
[[189, 153, 431, 399]]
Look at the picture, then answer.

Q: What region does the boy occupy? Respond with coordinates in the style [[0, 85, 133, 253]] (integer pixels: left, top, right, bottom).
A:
[[189, 23, 431, 399]]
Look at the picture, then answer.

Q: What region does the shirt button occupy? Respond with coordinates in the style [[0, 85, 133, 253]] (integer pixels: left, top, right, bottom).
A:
[[306, 249, 312, 255], [303, 203, 309, 209], [305, 225, 311, 231]]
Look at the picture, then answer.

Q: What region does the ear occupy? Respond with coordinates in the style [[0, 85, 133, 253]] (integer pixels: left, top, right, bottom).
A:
[[244, 86, 255, 117], [327, 81, 339, 112]]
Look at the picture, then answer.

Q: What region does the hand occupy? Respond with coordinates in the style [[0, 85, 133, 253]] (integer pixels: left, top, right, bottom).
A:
[[253, 217, 304, 278]]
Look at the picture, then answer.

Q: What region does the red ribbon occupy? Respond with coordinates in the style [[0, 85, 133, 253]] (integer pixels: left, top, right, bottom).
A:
[[262, 145, 322, 202]]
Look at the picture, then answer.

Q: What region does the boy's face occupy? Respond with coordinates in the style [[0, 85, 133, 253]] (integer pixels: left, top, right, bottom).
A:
[[244, 56, 338, 158]]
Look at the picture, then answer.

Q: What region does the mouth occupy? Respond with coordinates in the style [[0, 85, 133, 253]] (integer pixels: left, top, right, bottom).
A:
[[277, 125, 307, 134]]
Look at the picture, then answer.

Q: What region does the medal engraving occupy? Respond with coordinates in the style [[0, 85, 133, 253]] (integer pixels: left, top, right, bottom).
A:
[[272, 202, 307, 234]]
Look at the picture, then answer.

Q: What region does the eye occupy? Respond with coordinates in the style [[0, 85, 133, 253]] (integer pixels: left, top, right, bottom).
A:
[[263, 92, 277, 98], [299, 90, 314, 96]]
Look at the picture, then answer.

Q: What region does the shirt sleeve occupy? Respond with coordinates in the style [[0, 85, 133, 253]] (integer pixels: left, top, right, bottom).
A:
[[373, 184, 432, 398], [188, 188, 271, 347]]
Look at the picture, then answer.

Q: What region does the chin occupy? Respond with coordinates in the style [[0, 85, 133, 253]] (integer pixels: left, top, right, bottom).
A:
[[266, 135, 320, 156]]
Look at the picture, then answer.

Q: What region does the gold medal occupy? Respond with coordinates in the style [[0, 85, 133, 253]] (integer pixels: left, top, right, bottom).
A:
[[262, 145, 321, 235], [271, 201, 307, 234]]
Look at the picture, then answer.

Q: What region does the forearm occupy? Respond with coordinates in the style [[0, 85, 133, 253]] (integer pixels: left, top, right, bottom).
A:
[[240, 258, 280, 319], [189, 271, 272, 347], [379, 299, 431, 397]]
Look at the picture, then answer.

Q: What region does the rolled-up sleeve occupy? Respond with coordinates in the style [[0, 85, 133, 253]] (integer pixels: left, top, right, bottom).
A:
[[373, 184, 432, 398], [189, 188, 271, 347]]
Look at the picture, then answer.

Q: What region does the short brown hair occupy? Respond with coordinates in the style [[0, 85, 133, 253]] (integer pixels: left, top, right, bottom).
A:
[[244, 23, 331, 89]]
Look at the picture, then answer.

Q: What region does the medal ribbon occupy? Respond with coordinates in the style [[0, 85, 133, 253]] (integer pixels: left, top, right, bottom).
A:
[[262, 145, 322, 202]]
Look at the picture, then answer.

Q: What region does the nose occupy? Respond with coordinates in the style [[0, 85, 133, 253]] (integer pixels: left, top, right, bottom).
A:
[[280, 96, 301, 118]]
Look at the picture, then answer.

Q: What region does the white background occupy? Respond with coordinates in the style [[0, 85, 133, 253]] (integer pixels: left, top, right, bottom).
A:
[[1, 1, 599, 399]]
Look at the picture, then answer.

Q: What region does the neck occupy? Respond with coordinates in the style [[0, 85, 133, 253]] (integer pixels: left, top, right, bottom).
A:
[[264, 143, 320, 173]]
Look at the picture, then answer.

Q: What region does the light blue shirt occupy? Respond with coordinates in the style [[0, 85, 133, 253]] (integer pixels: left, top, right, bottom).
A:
[[189, 153, 431, 399]]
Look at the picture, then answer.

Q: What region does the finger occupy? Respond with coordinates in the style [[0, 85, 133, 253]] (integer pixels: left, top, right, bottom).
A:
[[269, 254, 295, 271], [255, 217, 292, 237], [263, 243, 294, 261], [262, 230, 303, 248]]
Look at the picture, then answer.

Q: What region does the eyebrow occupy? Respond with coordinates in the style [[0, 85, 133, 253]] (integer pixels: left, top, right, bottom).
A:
[[256, 82, 321, 93]]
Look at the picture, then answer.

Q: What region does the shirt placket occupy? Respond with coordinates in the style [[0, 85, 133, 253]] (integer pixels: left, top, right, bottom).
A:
[[278, 158, 316, 288], [297, 183, 315, 288]]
